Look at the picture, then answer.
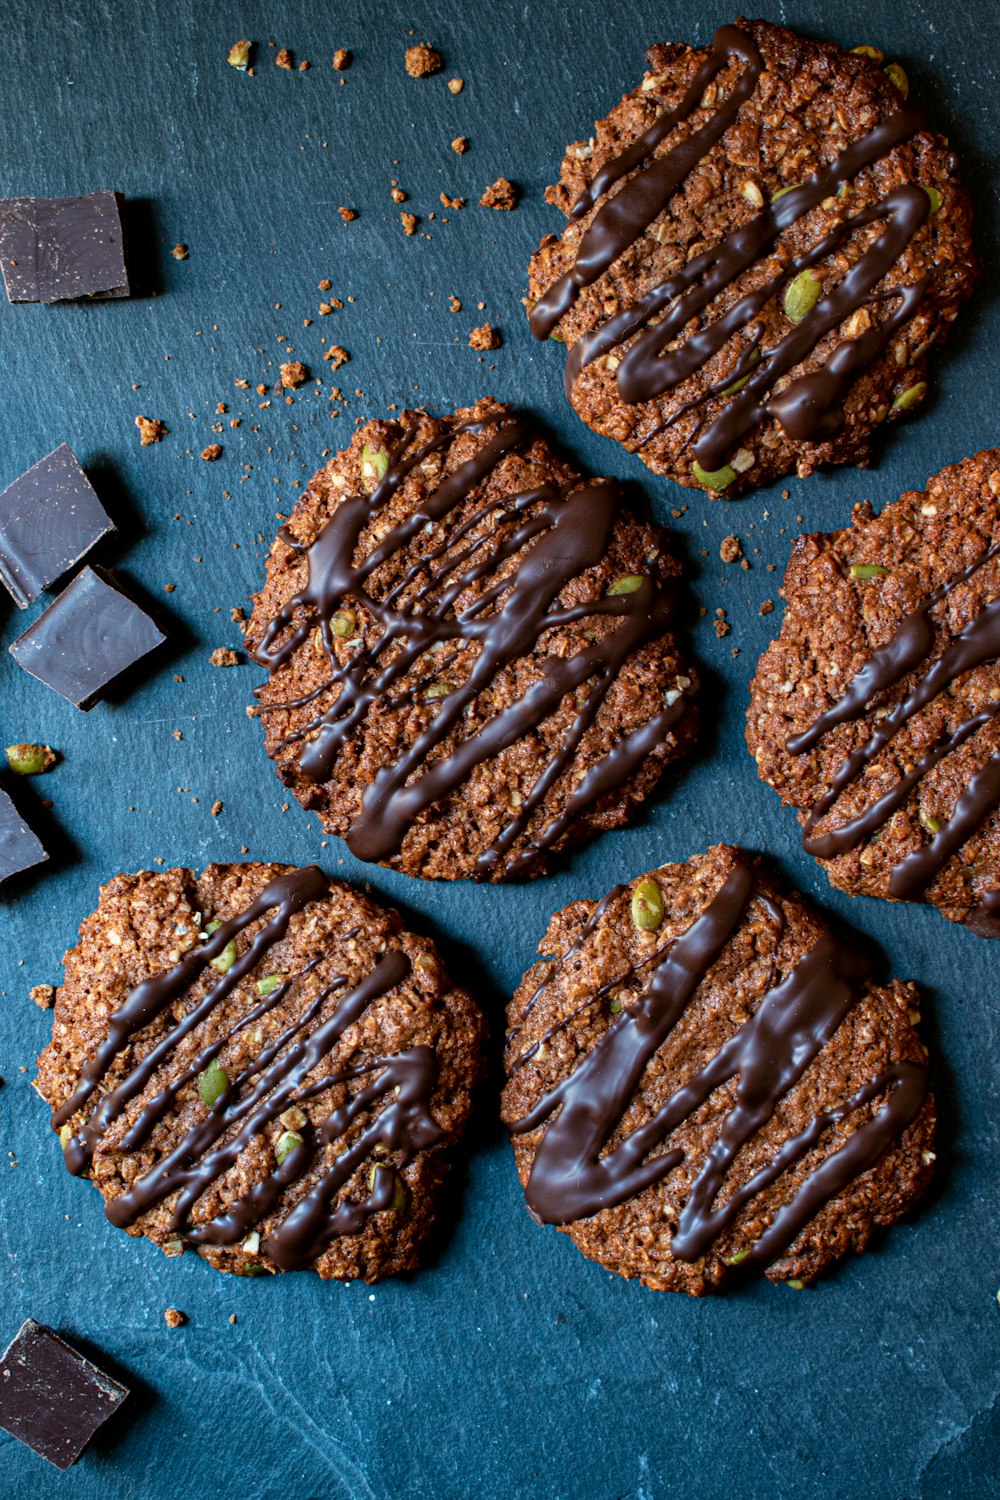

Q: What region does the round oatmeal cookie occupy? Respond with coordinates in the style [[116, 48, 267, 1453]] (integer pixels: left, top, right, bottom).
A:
[[748, 450, 1000, 936], [502, 845, 934, 1295], [527, 17, 976, 497], [245, 398, 698, 881], [36, 862, 485, 1281]]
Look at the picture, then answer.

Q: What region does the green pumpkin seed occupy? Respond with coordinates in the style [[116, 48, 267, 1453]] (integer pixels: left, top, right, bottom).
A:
[[631, 879, 664, 932], [608, 575, 645, 596], [720, 347, 760, 396], [425, 682, 449, 700], [771, 183, 798, 203], [849, 563, 889, 580], [920, 812, 942, 834], [784, 269, 822, 324], [275, 1130, 304, 1165], [891, 382, 927, 413], [5, 742, 55, 776], [360, 443, 390, 490], [884, 63, 909, 97], [331, 609, 356, 638], [691, 459, 736, 492], [198, 1058, 230, 1107], [725, 1247, 751, 1265], [204, 921, 238, 975], [59, 1123, 73, 1150], [368, 1163, 408, 1211], [850, 44, 884, 62], [256, 974, 284, 997], [785, 1278, 806, 1290], [923, 186, 942, 214]]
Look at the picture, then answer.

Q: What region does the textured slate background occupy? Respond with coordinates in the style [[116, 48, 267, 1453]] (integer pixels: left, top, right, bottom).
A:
[[0, 2, 997, 1496]]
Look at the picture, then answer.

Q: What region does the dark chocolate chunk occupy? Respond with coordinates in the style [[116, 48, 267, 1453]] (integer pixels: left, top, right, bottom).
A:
[[0, 1319, 129, 1469], [0, 191, 129, 304], [0, 445, 115, 608], [0, 786, 48, 883], [9, 566, 165, 709]]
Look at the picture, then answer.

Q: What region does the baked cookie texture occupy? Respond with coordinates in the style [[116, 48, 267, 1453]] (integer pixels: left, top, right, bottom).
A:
[[245, 398, 698, 881], [36, 863, 485, 1281], [527, 18, 976, 497], [747, 450, 1000, 936], [502, 845, 934, 1295]]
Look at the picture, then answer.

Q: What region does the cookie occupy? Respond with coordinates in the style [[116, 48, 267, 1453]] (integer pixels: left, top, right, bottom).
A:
[[527, 19, 975, 497], [502, 845, 933, 1295], [748, 451, 1000, 936], [245, 399, 697, 881], [36, 862, 485, 1281]]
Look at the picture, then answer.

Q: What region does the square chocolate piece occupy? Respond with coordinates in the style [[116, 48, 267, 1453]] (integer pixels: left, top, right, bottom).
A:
[[0, 787, 47, 883], [0, 192, 129, 303], [0, 445, 115, 608], [9, 566, 165, 709], [0, 1319, 129, 1470]]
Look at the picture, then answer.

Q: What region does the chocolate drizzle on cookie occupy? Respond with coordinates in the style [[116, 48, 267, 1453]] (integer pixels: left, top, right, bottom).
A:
[[251, 415, 689, 876], [507, 856, 928, 1273], [52, 868, 445, 1271], [530, 23, 935, 475], [788, 542, 1000, 932]]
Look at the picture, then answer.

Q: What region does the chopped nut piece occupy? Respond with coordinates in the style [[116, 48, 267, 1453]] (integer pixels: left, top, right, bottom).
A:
[[30, 984, 55, 1009], [201, 444, 222, 462], [448, 77, 463, 94], [279, 360, 308, 388], [135, 415, 168, 445], [171, 243, 189, 260], [759, 599, 774, 616], [164, 1308, 186, 1329], [405, 42, 442, 78], [228, 40, 251, 70], [332, 48, 350, 70], [209, 647, 239, 667], [338, 206, 356, 222], [719, 534, 743, 564], [275, 49, 293, 70], [451, 136, 468, 154], [469, 322, 501, 350], [400, 212, 418, 236], [479, 177, 516, 210]]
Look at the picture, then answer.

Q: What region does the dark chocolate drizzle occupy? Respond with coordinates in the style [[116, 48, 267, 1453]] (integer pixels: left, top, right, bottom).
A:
[[53, 868, 444, 1271], [788, 542, 1000, 926], [251, 415, 690, 875], [508, 857, 928, 1275], [530, 23, 935, 473]]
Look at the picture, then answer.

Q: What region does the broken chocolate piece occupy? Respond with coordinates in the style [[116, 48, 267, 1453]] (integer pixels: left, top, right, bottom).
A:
[[0, 192, 129, 304], [0, 787, 47, 883], [0, 1319, 129, 1469], [0, 445, 115, 608], [9, 566, 165, 709]]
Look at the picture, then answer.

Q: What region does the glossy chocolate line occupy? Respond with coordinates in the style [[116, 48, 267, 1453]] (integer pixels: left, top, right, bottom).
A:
[[531, 20, 934, 468], [55, 871, 442, 1269], [509, 858, 927, 1273], [252, 415, 687, 871]]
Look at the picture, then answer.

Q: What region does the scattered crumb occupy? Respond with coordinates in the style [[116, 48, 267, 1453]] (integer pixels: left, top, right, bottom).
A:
[[332, 48, 350, 70], [229, 1314, 238, 1325], [211, 800, 223, 817], [171, 243, 188, 261], [324, 346, 349, 370], [275, 49, 293, 70], [400, 212, 418, 236], [760, 600, 774, 615], [448, 295, 461, 313], [448, 77, 464, 94], [163, 583, 175, 593], [135, 415, 168, 446], [480, 177, 516, 210], [30, 984, 54, 1010], [469, 322, 501, 351], [228, 40, 251, 71], [713, 608, 730, 639], [338, 206, 356, 222], [391, 187, 407, 204], [298, 59, 310, 71], [451, 136, 468, 154], [201, 444, 222, 462], [318, 278, 332, 291], [164, 1308, 186, 1329], [279, 360, 308, 388], [405, 42, 442, 78], [210, 647, 240, 668], [719, 534, 742, 563], [440, 193, 464, 210]]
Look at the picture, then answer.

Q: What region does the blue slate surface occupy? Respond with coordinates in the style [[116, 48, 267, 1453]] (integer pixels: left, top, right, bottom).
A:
[[0, 2, 997, 1496]]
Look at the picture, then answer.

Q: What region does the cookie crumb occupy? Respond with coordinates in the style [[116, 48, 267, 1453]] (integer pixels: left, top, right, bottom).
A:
[[201, 444, 222, 462], [400, 212, 418, 236], [279, 361, 308, 388], [338, 206, 356, 223], [480, 178, 516, 210], [449, 295, 461, 313], [210, 647, 240, 668], [713, 608, 730, 639], [391, 187, 407, 204], [440, 193, 464, 210], [275, 49, 293, 70], [30, 984, 54, 1009], [135, 415, 168, 446], [332, 49, 350, 70], [469, 322, 501, 351], [211, 800, 223, 817], [451, 136, 468, 154], [164, 1308, 186, 1329], [760, 600, 774, 615], [448, 77, 464, 94], [405, 42, 442, 78], [228, 40, 251, 71], [171, 243, 188, 261], [719, 535, 742, 564]]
